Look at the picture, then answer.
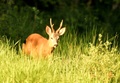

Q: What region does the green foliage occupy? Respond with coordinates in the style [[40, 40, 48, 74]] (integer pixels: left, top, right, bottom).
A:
[[89, 34, 117, 55], [1, 5, 32, 41], [0, 5, 47, 43]]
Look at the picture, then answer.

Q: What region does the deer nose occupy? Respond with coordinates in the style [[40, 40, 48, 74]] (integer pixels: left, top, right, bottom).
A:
[[54, 43, 58, 48], [55, 43, 58, 46]]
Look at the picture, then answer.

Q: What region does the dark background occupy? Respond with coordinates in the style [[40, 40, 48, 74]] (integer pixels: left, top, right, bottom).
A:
[[0, 0, 120, 46]]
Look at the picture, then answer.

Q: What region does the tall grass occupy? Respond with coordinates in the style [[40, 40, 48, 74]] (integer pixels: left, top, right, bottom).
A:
[[0, 31, 120, 83]]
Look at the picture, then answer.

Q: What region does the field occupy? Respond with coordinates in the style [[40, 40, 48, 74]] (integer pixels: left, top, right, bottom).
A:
[[0, 32, 120, 83], [0, 0, 120, 83]]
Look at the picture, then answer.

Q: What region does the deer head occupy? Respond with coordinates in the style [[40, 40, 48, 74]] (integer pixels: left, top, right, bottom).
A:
[[46, 18, 66, 48]]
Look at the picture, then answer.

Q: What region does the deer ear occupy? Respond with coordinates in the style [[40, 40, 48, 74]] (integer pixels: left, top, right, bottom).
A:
[[59, 27, 66, 36], [46, 26, 52, 35]]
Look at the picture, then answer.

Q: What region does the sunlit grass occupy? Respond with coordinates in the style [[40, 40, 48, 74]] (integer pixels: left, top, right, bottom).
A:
[[0, 32, 120, 83]]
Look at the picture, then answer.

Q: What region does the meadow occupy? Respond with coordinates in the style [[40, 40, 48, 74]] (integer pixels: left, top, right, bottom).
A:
[[0, 0, 120, 83], [0, 31, 120, 83]]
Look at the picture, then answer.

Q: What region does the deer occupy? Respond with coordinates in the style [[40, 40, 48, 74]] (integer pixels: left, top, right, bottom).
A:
[[22, 18, 66, 58]]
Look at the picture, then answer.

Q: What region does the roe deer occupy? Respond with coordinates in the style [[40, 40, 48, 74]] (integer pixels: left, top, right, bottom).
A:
[[22, 18, 66, 58]]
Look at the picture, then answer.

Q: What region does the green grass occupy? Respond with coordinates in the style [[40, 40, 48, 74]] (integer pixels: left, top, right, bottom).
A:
[[0, 33, 120, 83]]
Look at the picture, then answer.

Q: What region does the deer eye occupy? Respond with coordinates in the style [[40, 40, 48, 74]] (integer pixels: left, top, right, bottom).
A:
[[51, 37, 53, 39]]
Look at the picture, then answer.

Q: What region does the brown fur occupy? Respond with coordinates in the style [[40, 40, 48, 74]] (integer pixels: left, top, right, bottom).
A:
[[22, 33, 54, 58]]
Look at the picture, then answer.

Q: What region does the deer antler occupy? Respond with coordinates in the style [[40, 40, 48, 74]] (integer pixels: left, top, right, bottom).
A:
[[56, 20, 63, 33], [50, 18, 55, 32]]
